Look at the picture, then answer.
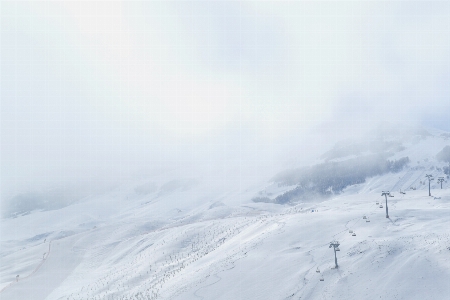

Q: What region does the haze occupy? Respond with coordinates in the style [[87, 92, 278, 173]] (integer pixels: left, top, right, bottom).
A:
[[2, 1, 450, 207]]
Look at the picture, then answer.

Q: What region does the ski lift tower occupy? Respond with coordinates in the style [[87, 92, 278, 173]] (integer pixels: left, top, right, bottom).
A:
[[438, 177, 444, 189], [329, 241, 340, 268], [381, 191, 391, 218], [425, 174, 434, 196]]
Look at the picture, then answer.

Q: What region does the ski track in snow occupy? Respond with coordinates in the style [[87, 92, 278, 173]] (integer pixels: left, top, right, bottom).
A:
[[0, 240, 52, 293]]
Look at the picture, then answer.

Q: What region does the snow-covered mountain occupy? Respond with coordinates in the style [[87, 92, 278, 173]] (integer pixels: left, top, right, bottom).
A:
[[2, 126, 450, 300]]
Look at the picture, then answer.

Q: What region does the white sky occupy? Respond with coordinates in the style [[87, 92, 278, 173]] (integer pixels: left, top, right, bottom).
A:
[[1, 1, 450, 199]]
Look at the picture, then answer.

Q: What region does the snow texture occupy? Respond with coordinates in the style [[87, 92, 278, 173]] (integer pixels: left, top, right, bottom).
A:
[[2, 132, 450, 300]]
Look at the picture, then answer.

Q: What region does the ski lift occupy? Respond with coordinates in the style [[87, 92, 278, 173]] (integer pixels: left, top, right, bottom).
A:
[[376, 202, 379, 205], [379, 204, 383, 208], [335, 247, 340, 251], [366, 218, 370, 222], [320, 275, 324, 281], [349, 230, 353, 233], [316, 267, 320, 273], [363, 216, 367, 219], [352, 232, 356, 236], [389, 194, 394, 197]]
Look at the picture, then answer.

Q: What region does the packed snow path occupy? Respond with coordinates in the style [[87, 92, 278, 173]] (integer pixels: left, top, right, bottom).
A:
[[1, 235, 84, 299]]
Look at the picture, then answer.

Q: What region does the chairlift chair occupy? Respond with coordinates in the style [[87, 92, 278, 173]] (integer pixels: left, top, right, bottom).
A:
[[376, 202, 379, 205], [320, 275, 324, 281], [316, 267, 320, 273], [379, 205, 383, 208], [335, 247, 340, 251], [349, 230, 353, 233], [352, 232, 356, 236], [366, 218, 370, 222], [363, 216, 367, 219]]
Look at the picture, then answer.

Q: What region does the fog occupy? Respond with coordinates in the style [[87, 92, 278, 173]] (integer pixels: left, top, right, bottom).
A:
[[2, 2, 450, 213]]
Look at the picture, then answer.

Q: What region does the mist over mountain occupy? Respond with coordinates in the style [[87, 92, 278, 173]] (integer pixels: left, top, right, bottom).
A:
[[3, 122, 450, 299], [2, 1, 450, 299]]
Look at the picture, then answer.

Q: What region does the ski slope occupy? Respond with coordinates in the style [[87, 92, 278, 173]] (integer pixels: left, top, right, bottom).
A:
[[2, 131, 450, 300]]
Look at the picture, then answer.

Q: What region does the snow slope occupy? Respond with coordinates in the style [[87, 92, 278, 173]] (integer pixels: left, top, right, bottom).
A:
[[2, 130, 450, 300]]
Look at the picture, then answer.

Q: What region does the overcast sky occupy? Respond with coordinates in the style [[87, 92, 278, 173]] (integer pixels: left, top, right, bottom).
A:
[[2, 1, 450, 200]]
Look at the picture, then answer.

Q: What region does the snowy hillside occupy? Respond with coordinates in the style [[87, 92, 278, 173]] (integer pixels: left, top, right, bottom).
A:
[[2, 128, 450, 300]]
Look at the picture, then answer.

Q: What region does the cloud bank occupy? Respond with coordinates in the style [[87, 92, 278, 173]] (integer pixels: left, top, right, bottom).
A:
[[1, 1, 450, 203]]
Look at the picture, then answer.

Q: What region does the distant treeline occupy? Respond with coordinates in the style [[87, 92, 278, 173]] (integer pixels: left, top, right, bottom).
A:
[[3, 189, 81, 218], [271, 155, 410, 204], [436, 146, 450, 175], [444, 166, 450, 176]]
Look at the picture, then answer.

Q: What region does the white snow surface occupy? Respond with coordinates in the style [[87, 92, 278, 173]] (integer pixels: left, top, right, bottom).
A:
[[2, 133, 450, 300]]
